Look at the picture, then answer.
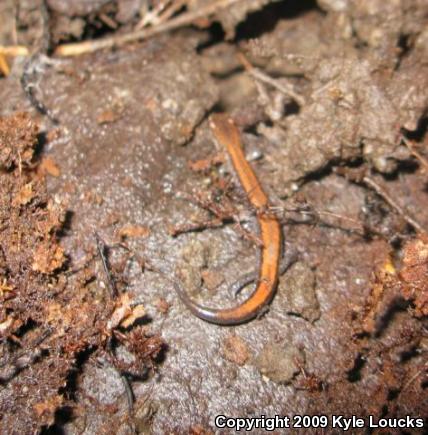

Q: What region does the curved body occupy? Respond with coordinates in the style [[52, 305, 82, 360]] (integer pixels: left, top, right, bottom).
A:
[[174, 114, 282, 325]]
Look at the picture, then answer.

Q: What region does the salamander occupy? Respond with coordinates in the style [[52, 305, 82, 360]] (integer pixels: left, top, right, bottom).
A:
[[173, 113, 283, 325]]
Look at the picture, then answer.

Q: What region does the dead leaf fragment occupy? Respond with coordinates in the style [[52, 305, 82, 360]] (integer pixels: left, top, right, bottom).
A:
[[188, 153, 224, 172], [0, 112, 37, 169], [154, 297, 170, 314], [0, 316, 14, 333], [97, 110, 119, 124], [119, 224, 150, 239], [190, 425, 214, 435], [121, 303, 146, 328], [12, 183, 34, 206], [201, 269, 224, 291], [33, 395, 64, 426], [32, 242, 65, 274], [96, 103, 124, 124], [39, 156, 61, 177], [107, 293, 146, 330]]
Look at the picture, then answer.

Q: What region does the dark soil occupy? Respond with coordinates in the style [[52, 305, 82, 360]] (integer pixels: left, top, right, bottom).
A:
[[0, 1, 427, 434]]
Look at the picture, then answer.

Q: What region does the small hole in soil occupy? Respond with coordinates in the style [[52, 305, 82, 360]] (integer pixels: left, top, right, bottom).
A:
[[382, 159, 420, 181], [284, 99, 300, 116], [347, 353, 366, 383], [374, 297, 408, 338], [59, 346, 95, 402], [389, 236, 403, 251], [80, 7, 120, 42], [197, 22, 226, 51], [34, 132, 47, 159], [13, 318, 39, 339], [381, 404, 388, 417], [57, 210, 74, 237], [235, 0, 320, 41], [400, 346, 419, 363], [40, 407, 72, 434], [398, 33, 411, 51], [301, 160, 335, 184], [387, 389, 400, 401], [402, 117, 428, 142]]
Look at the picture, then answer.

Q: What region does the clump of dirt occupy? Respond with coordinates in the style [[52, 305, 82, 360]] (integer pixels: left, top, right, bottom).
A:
[[240, 1, 428, 192], [221, 333, 249, 366], [0, 112, 37, 169], [280, 260, 320, 323], [255, 339, 305, 384]]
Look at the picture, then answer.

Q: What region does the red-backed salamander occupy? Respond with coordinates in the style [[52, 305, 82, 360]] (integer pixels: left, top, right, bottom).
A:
[[173, 113, 284, 325]]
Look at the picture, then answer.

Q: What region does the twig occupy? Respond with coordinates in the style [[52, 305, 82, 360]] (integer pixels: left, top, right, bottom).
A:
[[401, 362, 427, 393], [137, 0, 169, 28], [0, 54, 10, 76], [157, 0, 188, 24], [0, 46, 29, 76], [0, 45, 29, 56], [171, 191, 263, 245], [169, 218, 225, 236], [270, 204, 370, 238], [271, 205, 364, 229], [363, 176, 427, 235], [237, 52, 306, 106], [120, 373, 135, 413], [98, 356, 136, 433], [55, 0, 244, 57], [95, 232, 118, 298], [0, 328, 51, 382], [137, 0, 188, 29]]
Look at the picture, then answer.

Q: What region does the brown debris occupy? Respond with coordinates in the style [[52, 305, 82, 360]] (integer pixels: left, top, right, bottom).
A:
[[0, 112, 164, 433], [32, 240, 65, 274], [190, 425, 214, 435], [400, 235, 428, 317], [39, 156, 61, 177], [33, 394, 64, 427], [357, 255, 398, 335], [107, 293, 146, 330], [201, 269, 224, 291], [192, 0, 276, 39], [12, 182, 35, 206], [96, 103, 124, 125], [357, 235, 428, 335], [0, 112, 37, 170], [188, 153, 224, 172], [114, 327, 165, 377], [221, 334, 249, 366], [154, 297, 171, 314], [118, 224, 150, 239]]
